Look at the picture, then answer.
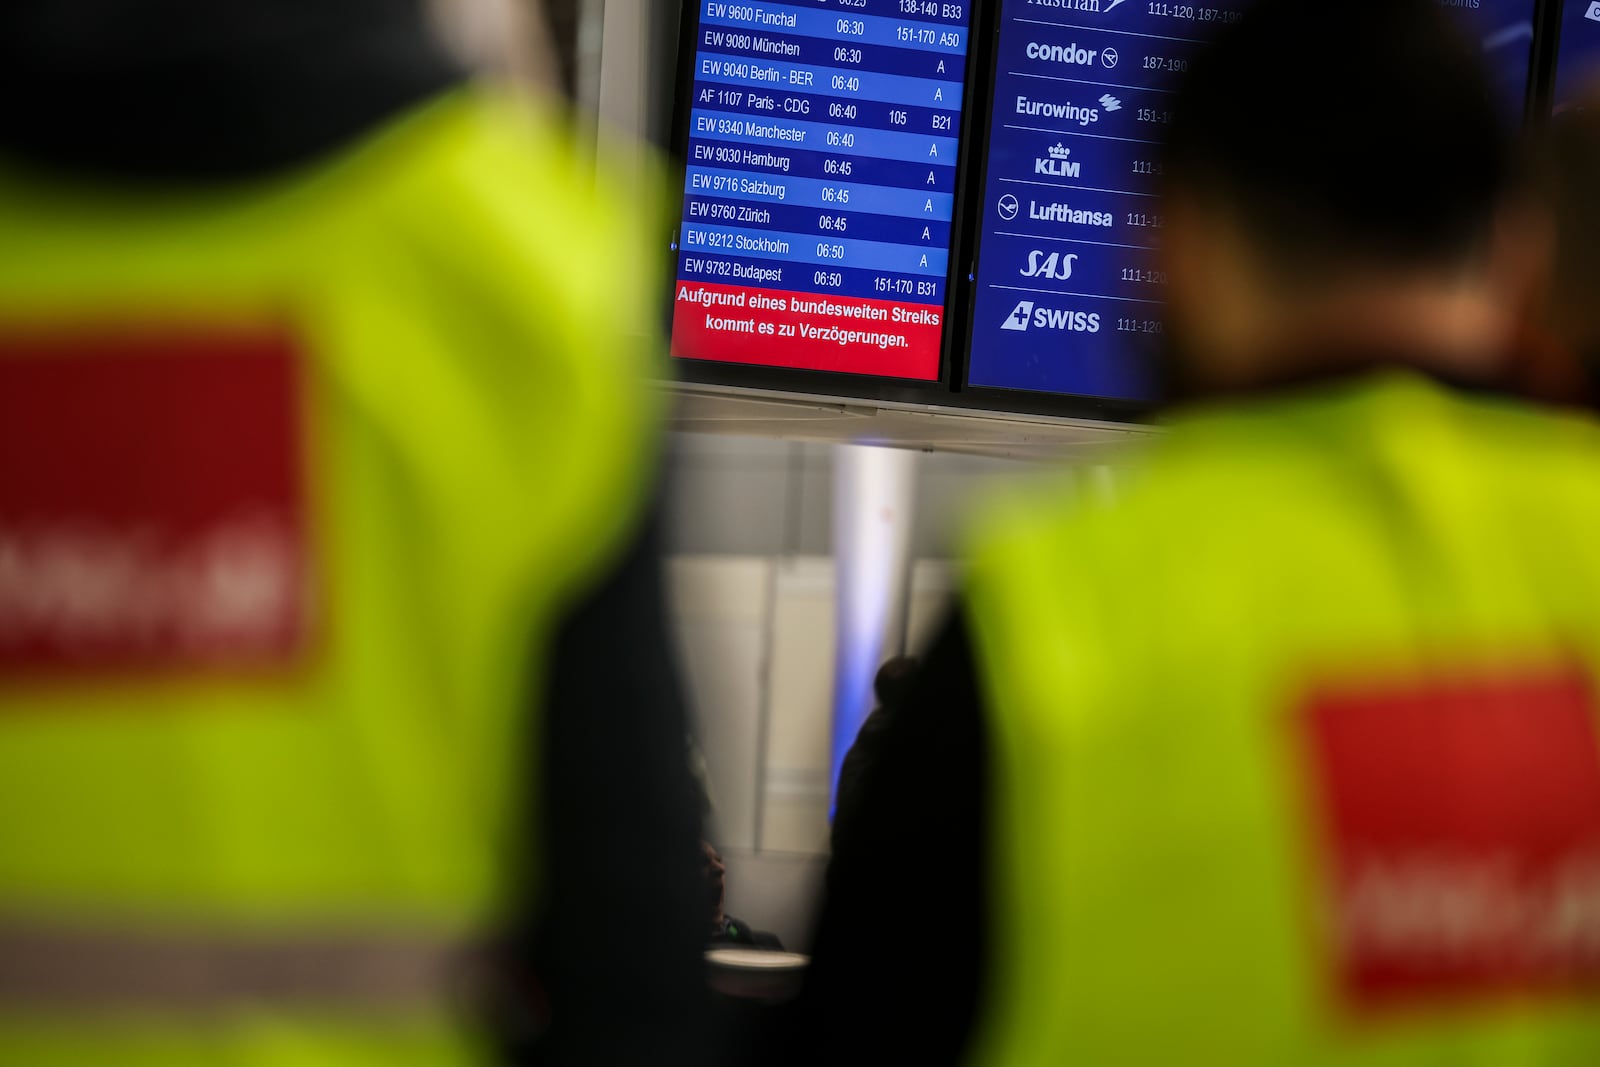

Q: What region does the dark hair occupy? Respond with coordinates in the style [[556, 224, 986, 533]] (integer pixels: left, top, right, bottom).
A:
[[1164, 0, 1512, 278], [873, 656, 918, 709], [832, 657, 919, 853]]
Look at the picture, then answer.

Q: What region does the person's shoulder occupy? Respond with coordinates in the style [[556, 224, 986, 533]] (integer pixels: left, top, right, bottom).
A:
[[327, 88, 660, 302], [1454, 391, 1600, 531], [966, 373, 1600, 593], [324, 88, 667, 589], [353, 90, 648, 274], [1459, 388, 1600, 472]]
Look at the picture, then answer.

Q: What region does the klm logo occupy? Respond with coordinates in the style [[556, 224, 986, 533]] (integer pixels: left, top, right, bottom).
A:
[[1021, 250, 1078, 280], [1036, 144, 1080, 178]]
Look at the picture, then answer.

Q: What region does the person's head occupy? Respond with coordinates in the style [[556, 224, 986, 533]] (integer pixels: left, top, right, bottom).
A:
[[872, 656, 917, 711], [831, 657, 918, 854], [1159, 0, 1542, 397]]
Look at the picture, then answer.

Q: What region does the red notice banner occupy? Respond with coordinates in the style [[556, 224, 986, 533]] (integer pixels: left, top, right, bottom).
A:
[[671, 282, 943, 380]]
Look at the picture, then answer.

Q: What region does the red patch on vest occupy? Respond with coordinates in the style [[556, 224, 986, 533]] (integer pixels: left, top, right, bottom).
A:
[[1304, 667, 1600, 1010], [0, 327, 312, 678]]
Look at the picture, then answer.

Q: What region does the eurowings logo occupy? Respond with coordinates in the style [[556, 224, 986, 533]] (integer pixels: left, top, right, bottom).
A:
[[1002, 301, 1035, 331], [1099, 94, 1122, 112]]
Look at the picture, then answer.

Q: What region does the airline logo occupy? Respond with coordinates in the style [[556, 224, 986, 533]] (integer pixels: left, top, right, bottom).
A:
[[1037, 143, 1080, 178], [1018, 0, 1124, 12], [1030, 200, 1115, 228], [1015, 95, 1101, 127], [1002, 300, 1034, 331], [1588, 1, 1600, 21], [1026, 41, 1099, 67], [1021, 250, 1079, 281], [1000, 300, 1100, 334]]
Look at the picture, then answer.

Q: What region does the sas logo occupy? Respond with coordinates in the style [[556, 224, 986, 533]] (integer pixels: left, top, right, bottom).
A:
[[1021, 250, 1079, 281], [1036, 143, 1080, 178], [1000, 300, 1100, 334]]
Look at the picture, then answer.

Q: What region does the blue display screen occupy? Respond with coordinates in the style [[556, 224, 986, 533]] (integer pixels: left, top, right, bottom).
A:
[[964, 0, 1537, 402], [670, 1, 974, 381], [1459, 0, 1538, 120], [1553, 1, 1600, 113]]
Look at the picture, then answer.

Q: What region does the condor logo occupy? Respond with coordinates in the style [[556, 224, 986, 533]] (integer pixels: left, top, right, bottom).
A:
[[1000, 300, 1100, 333], [1021, 250, 1078, 280], [1025, 41, 1098, 67]]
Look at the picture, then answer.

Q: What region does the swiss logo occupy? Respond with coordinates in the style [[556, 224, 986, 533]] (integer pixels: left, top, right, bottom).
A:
[[0, 327, 314, 679], [1303, 666, 1600, 1010]]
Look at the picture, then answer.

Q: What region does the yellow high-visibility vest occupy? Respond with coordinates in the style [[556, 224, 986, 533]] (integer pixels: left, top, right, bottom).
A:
[[0, 87, 662, 1065], [965, 373, 1600, 1066]]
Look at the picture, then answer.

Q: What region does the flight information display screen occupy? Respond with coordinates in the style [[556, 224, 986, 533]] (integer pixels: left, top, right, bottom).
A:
[[1553, 1, 1600, 112], [670, 1, 974, 382], [1458, 0, 1538, 120], [963, 1, 1229, 401], [964, 0, 1538, 403]]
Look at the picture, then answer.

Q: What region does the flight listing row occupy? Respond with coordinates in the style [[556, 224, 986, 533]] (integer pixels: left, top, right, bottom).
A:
[[689, 79, 961, 139], [699, 25, 974, 81], [701, 1, 969, 49]]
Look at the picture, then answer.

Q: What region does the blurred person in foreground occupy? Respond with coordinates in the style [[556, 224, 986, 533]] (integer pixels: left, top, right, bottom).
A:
[[0, 2, 704, 1066], [784, 2, 1600, 1064], [1521, 93, 1600, 407]]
